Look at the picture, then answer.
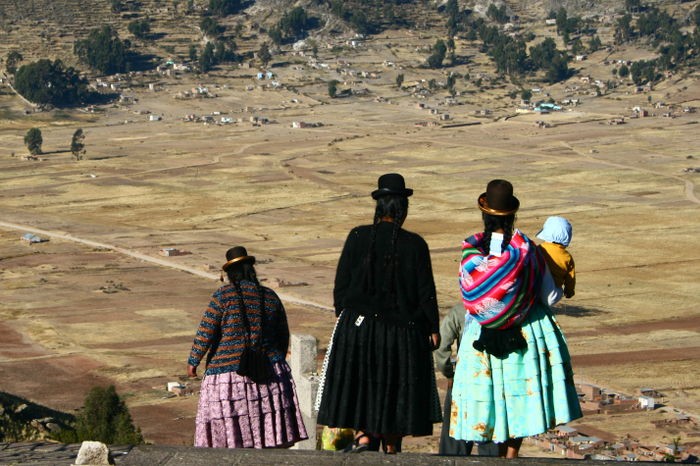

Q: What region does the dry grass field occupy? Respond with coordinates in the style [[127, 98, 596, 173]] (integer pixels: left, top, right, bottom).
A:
[[0, 0, 699, 455]]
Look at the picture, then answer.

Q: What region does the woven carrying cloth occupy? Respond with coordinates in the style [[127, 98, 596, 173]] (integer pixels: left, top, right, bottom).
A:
[[459, 230, 543, 330]]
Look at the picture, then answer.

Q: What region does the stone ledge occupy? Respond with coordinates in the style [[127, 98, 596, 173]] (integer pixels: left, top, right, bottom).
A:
[[1, 443, 636, 465], [120, 445, 631, 465]]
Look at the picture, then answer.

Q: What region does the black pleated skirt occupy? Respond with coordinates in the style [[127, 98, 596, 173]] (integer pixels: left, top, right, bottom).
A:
[[315, 309, 442, 436]]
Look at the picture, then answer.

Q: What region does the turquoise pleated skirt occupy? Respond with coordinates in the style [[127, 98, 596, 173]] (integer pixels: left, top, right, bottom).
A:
[[449, 304, 582, 443]]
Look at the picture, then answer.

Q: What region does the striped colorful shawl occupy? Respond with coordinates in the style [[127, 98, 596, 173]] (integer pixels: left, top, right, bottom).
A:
[[459, 230, 543, 330]]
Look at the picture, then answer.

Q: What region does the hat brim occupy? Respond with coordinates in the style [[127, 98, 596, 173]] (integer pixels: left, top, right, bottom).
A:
[[478, 193, 519, 216], [371, 188, 413, 199], [222, 255, 255, 271]]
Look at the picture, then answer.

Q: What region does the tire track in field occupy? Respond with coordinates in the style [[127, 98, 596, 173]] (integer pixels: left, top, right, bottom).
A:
[[0, 220, 333, 312]]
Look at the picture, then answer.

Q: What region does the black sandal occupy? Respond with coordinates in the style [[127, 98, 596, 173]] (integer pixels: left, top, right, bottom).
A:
[[343, 433, 371, 453]]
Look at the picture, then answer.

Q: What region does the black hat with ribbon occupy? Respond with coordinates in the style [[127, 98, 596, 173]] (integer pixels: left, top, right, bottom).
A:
[[371, 173, 414, 199], [478, 179, 520, 216], [222, 246, 255, 271]]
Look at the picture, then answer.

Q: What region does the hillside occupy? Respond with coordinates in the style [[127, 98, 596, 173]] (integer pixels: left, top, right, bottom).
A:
[[1, 0, 695, 77]]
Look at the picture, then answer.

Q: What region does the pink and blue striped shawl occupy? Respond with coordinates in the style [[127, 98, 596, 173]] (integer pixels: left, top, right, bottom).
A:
[[459, 230, 544, 330]]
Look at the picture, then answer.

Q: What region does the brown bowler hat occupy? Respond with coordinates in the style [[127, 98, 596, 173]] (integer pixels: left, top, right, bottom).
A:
[[371, 173, 414, 199], [222, 246, 255, 271], [478, 179, 520, 216]]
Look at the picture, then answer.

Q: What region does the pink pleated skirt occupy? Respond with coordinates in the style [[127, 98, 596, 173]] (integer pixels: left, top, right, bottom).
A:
[[194, 361, 308, 448]]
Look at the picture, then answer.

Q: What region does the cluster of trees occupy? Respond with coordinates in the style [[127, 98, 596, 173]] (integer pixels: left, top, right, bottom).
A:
[[477, 21, 571, 82], [199, 39, 238, 72], [486, 4, 509, 24], [551, 8, 584, 45], [438, 5, 577, 83], [74, 25, 129, 75], [613, 5, 699, 85], [14, 59, 93, 106], [327, 0, 417, 35], [268, 7, 314, 45]]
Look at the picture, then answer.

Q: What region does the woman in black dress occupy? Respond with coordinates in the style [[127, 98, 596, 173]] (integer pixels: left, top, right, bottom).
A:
[[316, 173, 442, 454]]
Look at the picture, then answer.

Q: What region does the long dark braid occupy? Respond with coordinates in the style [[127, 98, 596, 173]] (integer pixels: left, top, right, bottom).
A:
[[481, 212, 516, 255], [362, 208, 382, 294], [226, 262, 263, 344], [362, 194, 408, 302]]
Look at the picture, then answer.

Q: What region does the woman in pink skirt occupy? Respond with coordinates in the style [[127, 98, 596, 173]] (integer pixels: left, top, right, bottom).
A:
[[187, 246, 308, 448]]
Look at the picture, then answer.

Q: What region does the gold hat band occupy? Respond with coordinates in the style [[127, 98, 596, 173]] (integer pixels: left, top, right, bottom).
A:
[[221, 255, 254, 271]]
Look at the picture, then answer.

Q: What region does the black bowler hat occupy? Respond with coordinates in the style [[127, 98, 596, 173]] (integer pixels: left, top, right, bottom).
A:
[[477, 179, 520, 216], [222, 246, 256, 271], [371, 173, 414, 199]]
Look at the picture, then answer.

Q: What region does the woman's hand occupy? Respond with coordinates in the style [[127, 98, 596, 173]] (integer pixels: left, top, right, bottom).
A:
[[187, 364, 198, 378], [430, 333, 440, 350]]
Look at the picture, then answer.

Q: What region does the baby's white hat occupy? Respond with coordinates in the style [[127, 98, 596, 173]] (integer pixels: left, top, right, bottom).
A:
[[536, 216, 572, 247]]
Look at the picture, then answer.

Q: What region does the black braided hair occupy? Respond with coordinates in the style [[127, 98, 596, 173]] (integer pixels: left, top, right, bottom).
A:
[[225, 261, 264, 344], [362, 206, 382, 293], [481, 212, 516, 255], [362, 194, 408, 301]]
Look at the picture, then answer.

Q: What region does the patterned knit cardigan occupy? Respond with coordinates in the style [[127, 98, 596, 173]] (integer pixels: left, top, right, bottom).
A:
[[188, 280, 289, 376], [459, 230, 544, 330]]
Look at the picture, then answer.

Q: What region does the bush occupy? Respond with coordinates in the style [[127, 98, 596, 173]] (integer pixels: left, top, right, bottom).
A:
[[24, 128, 42, 155]]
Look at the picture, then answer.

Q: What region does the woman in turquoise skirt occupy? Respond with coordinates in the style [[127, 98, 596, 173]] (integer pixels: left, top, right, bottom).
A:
[[449, 180, 582, 458]]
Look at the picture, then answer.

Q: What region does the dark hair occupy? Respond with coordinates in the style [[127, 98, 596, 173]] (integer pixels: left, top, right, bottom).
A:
[[480, 212, 516, 255], [363, 194, 409, 300], [225, 261, 264, 326]]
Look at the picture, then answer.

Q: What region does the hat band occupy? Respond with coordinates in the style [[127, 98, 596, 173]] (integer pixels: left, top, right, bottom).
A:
[[222, 255, 254, 271], [478, 195, 518, 216]]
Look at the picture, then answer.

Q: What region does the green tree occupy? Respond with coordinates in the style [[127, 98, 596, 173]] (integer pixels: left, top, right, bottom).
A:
[[530, 37, 558, 69], [200, 17, 224, 38], [258, 43, 272, 67], [588, 35, 602, 52], [128, 18, 151, 39], [24, 128, 43, 155], [199, 42, 215, 72], [521, 88, 532, 101], [445, 0, 460, 36], [625, 0, 641, 13], [618, 64, 629, 78], [209, 0, 241, 16], [5, 50, 23, 75], [328, 79, 338, 98], [544, 52, 570, 83], [110, 0, 123, 13], [188, 44, 197, 62], [427, 39, 447, 68], [268, 26, 283, 45], [14, 59, 92, 106], [75, 385, 143, 445], [395, 73, 404, 89], [615, 14, 633, 44], [556, 7, 568, 35], [71, 129, 85, 161], [270, 6, 313, 44], [486, 4, 508, 24], [74, 25, 128, 74]]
